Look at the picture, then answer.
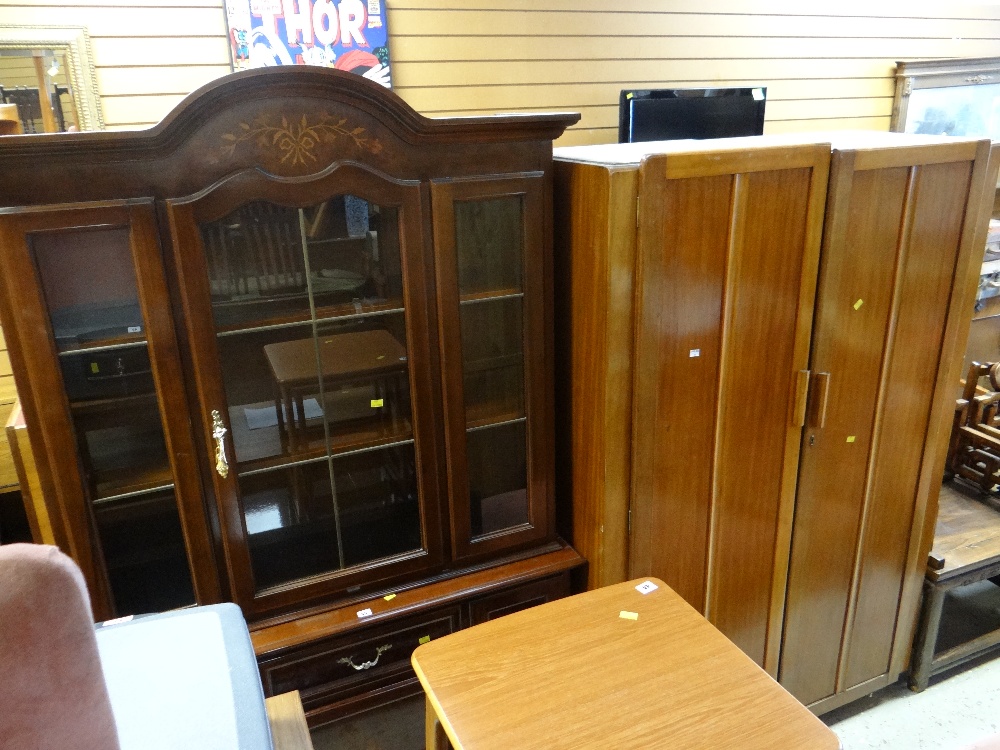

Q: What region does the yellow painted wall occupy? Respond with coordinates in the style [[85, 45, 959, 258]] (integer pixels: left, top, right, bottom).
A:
[[1, 1, 999, 142]]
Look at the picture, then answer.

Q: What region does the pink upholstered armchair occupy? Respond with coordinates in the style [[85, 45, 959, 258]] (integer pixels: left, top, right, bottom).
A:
[[0, 543, 121, 750], [0, 543, 309, 750]]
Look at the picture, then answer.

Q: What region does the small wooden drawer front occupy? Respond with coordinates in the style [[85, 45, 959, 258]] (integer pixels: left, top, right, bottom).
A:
[[468, 574, 571, 625], [259, 606, 461, 710]]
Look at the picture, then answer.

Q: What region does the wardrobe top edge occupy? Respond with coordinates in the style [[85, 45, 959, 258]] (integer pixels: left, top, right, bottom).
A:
[[553, 131, 990, 167]]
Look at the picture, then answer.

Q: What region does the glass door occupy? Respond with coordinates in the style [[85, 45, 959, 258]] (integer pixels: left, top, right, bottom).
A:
[[431, 175, 554, 560], [167, 171, 444, 616], [0, 202, 218, 619]]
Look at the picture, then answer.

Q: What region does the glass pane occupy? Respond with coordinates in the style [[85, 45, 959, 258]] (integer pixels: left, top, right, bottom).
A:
[[30, 227, 194, 614], [204, 197, 404, 330], [454, 196, 530, 538], [201, 196, 423, 593]]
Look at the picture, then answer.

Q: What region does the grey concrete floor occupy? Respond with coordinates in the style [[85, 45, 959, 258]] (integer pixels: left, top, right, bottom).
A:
[[824, 581, 1000, 750]]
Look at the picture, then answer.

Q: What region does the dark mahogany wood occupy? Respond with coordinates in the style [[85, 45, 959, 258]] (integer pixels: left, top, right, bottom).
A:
[[0, 66, 579, 718], [430, 174, 555, 563]]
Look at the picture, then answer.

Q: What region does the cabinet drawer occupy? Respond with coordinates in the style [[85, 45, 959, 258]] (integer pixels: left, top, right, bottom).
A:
[[468, 573, 571, 625], [259, 606, 460, 710]]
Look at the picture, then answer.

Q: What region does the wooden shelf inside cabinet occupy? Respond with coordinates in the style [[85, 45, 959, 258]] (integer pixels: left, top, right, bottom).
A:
[[214, 298, 405, 334], [458, 289, 523, 306], [56, 334, 148, 356], [92, 465, 174, 504], [236, 429, 416, 478]]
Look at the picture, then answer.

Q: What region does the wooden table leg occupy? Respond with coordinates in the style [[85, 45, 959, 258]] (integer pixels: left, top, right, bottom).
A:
[[425, 696, 451, 750], [909, 579, 946, 692]]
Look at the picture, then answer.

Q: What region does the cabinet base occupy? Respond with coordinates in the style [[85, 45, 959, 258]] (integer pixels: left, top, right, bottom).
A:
[[252, 540, 585, 723]]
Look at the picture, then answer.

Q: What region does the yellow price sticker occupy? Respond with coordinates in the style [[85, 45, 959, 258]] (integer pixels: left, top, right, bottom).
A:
[[383, 593, 396, 601], [371, 399, 384, 408], [853, 299, 864, 310], [90, 362, 100, 373], [418, 635, 431, 645], [847, 435, 856, 443], [619, 611, 639, 621]]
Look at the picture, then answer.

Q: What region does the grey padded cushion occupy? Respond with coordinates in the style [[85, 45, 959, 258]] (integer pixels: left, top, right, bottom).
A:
[[95, 603, 273, 750]]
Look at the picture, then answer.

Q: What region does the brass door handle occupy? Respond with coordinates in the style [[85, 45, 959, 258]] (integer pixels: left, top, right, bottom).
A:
[[792, 370, 810, 427], [809, 372, 831, 429], [211, 410, 229, 478], [338, 644, 392, 671]]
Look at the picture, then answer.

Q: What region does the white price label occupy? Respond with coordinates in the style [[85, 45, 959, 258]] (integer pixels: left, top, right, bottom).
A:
[[635, 581, 659, 595], [357, 608, 373, 618]]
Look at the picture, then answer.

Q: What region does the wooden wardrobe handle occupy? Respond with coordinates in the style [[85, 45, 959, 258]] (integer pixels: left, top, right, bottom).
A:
[[792, 370, 810, 427], [810, 372, 831, 429]]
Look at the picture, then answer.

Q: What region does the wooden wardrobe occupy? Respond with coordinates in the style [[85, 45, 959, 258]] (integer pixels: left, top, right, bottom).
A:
[[553, 133, 999, 712]]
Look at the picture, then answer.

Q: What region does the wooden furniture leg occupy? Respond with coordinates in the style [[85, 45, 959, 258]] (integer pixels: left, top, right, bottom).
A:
[[425, 697, 451, 750], [909, 580, 946, 692], [265, 690, 315, 750]]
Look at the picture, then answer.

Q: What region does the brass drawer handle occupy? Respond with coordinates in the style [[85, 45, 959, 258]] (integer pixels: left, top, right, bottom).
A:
[[338, 643, 392, 671], [211, 410, 229, 478]]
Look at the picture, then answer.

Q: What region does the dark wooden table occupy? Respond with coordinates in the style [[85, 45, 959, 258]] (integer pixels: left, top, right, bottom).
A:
[[909, 480, 1000, 691], [263, 329, 407, 450]]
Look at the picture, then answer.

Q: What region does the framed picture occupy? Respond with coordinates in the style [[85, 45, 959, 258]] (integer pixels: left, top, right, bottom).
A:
[[891, 56, 1000, 139], [223, 0, 391, 88]]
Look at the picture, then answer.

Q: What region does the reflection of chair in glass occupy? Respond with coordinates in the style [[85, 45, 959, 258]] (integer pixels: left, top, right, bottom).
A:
[[264, 329, 408, 453]]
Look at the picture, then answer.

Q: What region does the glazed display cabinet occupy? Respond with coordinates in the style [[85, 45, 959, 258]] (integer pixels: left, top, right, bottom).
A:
[[0, 68, 582, 725]]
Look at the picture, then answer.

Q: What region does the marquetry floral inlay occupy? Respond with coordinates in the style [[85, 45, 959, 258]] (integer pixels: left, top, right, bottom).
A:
[[220, 113, 382, 165]]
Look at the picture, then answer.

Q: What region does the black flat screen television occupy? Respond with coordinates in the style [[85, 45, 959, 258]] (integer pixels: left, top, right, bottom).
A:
[[618, 87, 767, 143]]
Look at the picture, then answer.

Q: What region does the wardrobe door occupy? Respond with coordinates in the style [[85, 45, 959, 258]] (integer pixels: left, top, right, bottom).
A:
[[629, 144, 830, 675], [780, 140, 996, 705]]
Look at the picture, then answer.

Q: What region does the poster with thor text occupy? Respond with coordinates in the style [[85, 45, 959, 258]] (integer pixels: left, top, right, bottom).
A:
[[225, 0, 392, 88]]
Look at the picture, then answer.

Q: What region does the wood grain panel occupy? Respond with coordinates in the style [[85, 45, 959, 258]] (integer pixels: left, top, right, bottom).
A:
[[397, 78, 896, 114], [388, 4, 1000, 32], [552, 161, 637, 589], [391, 36, 1000, 64], [96, 66, 232, 97], [90, 37, 231, 68], [779, 164, 909, 704], [0, 6, 226, 37], [843, 159, 974, 689], [709, 167, 815, 667], [6, 0, 1000, 132], [630, 171, 733, 611]]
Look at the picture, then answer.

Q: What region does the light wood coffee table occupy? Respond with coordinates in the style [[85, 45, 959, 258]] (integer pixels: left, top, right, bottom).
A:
[[412, 578, 841, 749]]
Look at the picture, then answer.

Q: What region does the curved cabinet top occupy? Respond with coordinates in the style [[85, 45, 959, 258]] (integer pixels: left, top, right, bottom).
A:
[[0, 67, 581, 206]]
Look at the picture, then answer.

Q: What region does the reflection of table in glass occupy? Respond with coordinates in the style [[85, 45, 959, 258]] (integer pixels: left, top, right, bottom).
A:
[[263, 329, 407, 452], [413, 578, 841, 750]]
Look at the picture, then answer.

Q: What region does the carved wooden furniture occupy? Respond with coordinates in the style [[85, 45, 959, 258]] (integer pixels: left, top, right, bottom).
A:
[[553, 132, 999, 714], [910, 481, 1000, 691], [0, 67, 582, 727], [949, 362, 1000, 491], [412, 578, 841, 750]]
